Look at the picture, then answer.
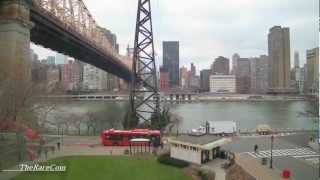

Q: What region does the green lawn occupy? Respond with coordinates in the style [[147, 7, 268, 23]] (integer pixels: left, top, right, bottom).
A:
[[12, 156, 192, 180]]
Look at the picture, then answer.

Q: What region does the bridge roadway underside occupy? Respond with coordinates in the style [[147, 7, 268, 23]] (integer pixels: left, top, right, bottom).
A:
[[30, 7, 132, 82]]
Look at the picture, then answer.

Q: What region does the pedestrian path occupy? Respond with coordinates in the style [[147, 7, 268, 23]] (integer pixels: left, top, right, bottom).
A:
[[241, 148, 318, 159]]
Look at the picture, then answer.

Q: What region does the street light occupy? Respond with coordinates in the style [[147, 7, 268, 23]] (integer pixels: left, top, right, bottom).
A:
[[270, 135, 274, 169]]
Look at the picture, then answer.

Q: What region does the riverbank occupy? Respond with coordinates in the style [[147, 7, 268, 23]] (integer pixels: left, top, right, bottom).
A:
[[196, 94, 307, 102], [39, 93, 311, 102]]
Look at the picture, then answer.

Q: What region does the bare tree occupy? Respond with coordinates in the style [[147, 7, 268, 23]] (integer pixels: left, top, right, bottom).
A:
[[84, 103, 125, 136], [70, 113, 83, 135], [53, 111, 73, 135], [85, 112, 95, 135], [33, 100, 57, 132], [0, 68, 61, 133], [167, 112, 182, 135]]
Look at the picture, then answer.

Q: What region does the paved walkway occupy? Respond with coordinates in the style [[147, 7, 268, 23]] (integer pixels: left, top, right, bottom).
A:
[[204, 159, 227, 180], [234, 154, 284, 180]]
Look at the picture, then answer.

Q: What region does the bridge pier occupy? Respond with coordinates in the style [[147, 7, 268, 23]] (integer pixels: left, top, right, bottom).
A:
[[0, 0, 33, 82]]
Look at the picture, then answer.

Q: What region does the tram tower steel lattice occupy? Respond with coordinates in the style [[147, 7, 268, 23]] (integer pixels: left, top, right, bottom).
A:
[[130, 0, 160, 126]]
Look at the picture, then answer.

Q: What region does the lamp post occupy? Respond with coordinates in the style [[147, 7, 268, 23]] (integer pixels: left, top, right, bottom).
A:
[[270, 135, 274, 169]]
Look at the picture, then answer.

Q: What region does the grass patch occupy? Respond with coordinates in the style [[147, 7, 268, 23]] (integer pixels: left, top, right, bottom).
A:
[[157, 153, 189, 168], [12, 156, 192, 180]]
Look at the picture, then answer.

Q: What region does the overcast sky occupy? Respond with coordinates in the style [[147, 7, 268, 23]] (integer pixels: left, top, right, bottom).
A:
[[31, 0, 319, 73]]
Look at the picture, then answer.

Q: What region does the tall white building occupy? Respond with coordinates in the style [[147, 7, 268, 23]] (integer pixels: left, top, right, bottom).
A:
[[232, 53, 240, 74], [295, 67, 305, 94], [210, 75, 236, 93], [83, 64, 108, 91]]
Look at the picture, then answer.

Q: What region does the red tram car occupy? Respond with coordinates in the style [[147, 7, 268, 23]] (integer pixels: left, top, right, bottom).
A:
[[101, 129, 161, 146]]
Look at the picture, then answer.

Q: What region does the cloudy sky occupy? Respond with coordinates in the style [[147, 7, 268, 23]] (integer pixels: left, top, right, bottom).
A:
[[32, 0, 319, 73]]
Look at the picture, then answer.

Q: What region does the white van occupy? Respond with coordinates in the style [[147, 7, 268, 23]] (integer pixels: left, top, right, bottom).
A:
[[191, 121, 237, 135]]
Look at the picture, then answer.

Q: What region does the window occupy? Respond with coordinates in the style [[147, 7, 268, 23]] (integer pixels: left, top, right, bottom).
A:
[[109, 135, 123, 141], [123, 136, 129, 141]]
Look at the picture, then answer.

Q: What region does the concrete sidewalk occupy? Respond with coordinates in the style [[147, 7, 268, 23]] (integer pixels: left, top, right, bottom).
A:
[[234, 154, 285, 180], [204, 159, 227, 180]]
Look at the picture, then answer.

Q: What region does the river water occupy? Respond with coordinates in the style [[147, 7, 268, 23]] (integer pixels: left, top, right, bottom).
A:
[[168, 101, 315, 132], [47, 100, 315, 133]]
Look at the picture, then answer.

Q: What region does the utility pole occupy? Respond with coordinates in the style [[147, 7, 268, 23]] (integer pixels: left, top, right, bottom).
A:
[[130, 0, 160, 127], [270, 135, 274, 169]]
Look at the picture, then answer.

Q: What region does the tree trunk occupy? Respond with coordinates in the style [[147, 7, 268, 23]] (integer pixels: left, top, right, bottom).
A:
[[87, 126, 90, 135]]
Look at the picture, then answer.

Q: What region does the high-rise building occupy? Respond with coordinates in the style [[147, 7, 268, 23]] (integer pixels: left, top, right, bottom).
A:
[[46, 56, 55, 65], [159, 67, 169, 91], [236, 58, 251, 94], [191, 63, 196, 77], [303, 63, 308, 93], [61, 60, 82, 91], [99, 27, 120, 53], [210, 75, 236, 93], [46, 66, 60, 92], [30, 49, 39, 62], [295, 67, 305, 94], [126, 45, 134, 58], [200, 69, 211, 92], [232, 53, 240, 74], [190, 76, 200, 90], [179, 66, 189, 89], [268, 26, 291, 93], [294, 51, 300, 68], [163, 41, 179, 87], [250, 55, 269, 94], [55, 53, 68, 64], [305, 47, 319, 94], [211, 56, 229, 75], [290, 51, 303, 93], [99, 27, 121, 91], [250, 58, 258, 94], [31, 59, 47, 83], [83, 64, 108, 91]]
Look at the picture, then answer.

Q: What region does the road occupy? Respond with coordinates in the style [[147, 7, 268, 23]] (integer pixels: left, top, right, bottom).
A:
[[222, 133, 319, 180]]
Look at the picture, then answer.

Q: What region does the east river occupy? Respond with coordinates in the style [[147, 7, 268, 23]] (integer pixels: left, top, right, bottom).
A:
[[46, 100, 316, 133]]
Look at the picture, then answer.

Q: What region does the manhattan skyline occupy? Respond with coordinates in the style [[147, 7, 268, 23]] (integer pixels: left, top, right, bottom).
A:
[[31, 0, 318, 72]]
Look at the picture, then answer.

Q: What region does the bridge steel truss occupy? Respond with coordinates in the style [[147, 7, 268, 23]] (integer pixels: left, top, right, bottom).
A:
[[28, 0, 132, 80], [130, 0, 160, 125], [32, 0, 117, 57]]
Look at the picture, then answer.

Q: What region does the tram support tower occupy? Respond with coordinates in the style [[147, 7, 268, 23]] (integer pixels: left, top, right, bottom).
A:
[[130, 0, 160, 127]]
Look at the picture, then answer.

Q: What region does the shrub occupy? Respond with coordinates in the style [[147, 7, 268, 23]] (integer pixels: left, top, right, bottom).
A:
[[124, 149, 129, 155], [157, 153, 189, 168], [197, 167, 216, 180]]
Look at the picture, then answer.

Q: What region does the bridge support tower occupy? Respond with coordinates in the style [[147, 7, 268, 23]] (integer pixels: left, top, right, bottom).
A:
[[0, 0, 33, 83]]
